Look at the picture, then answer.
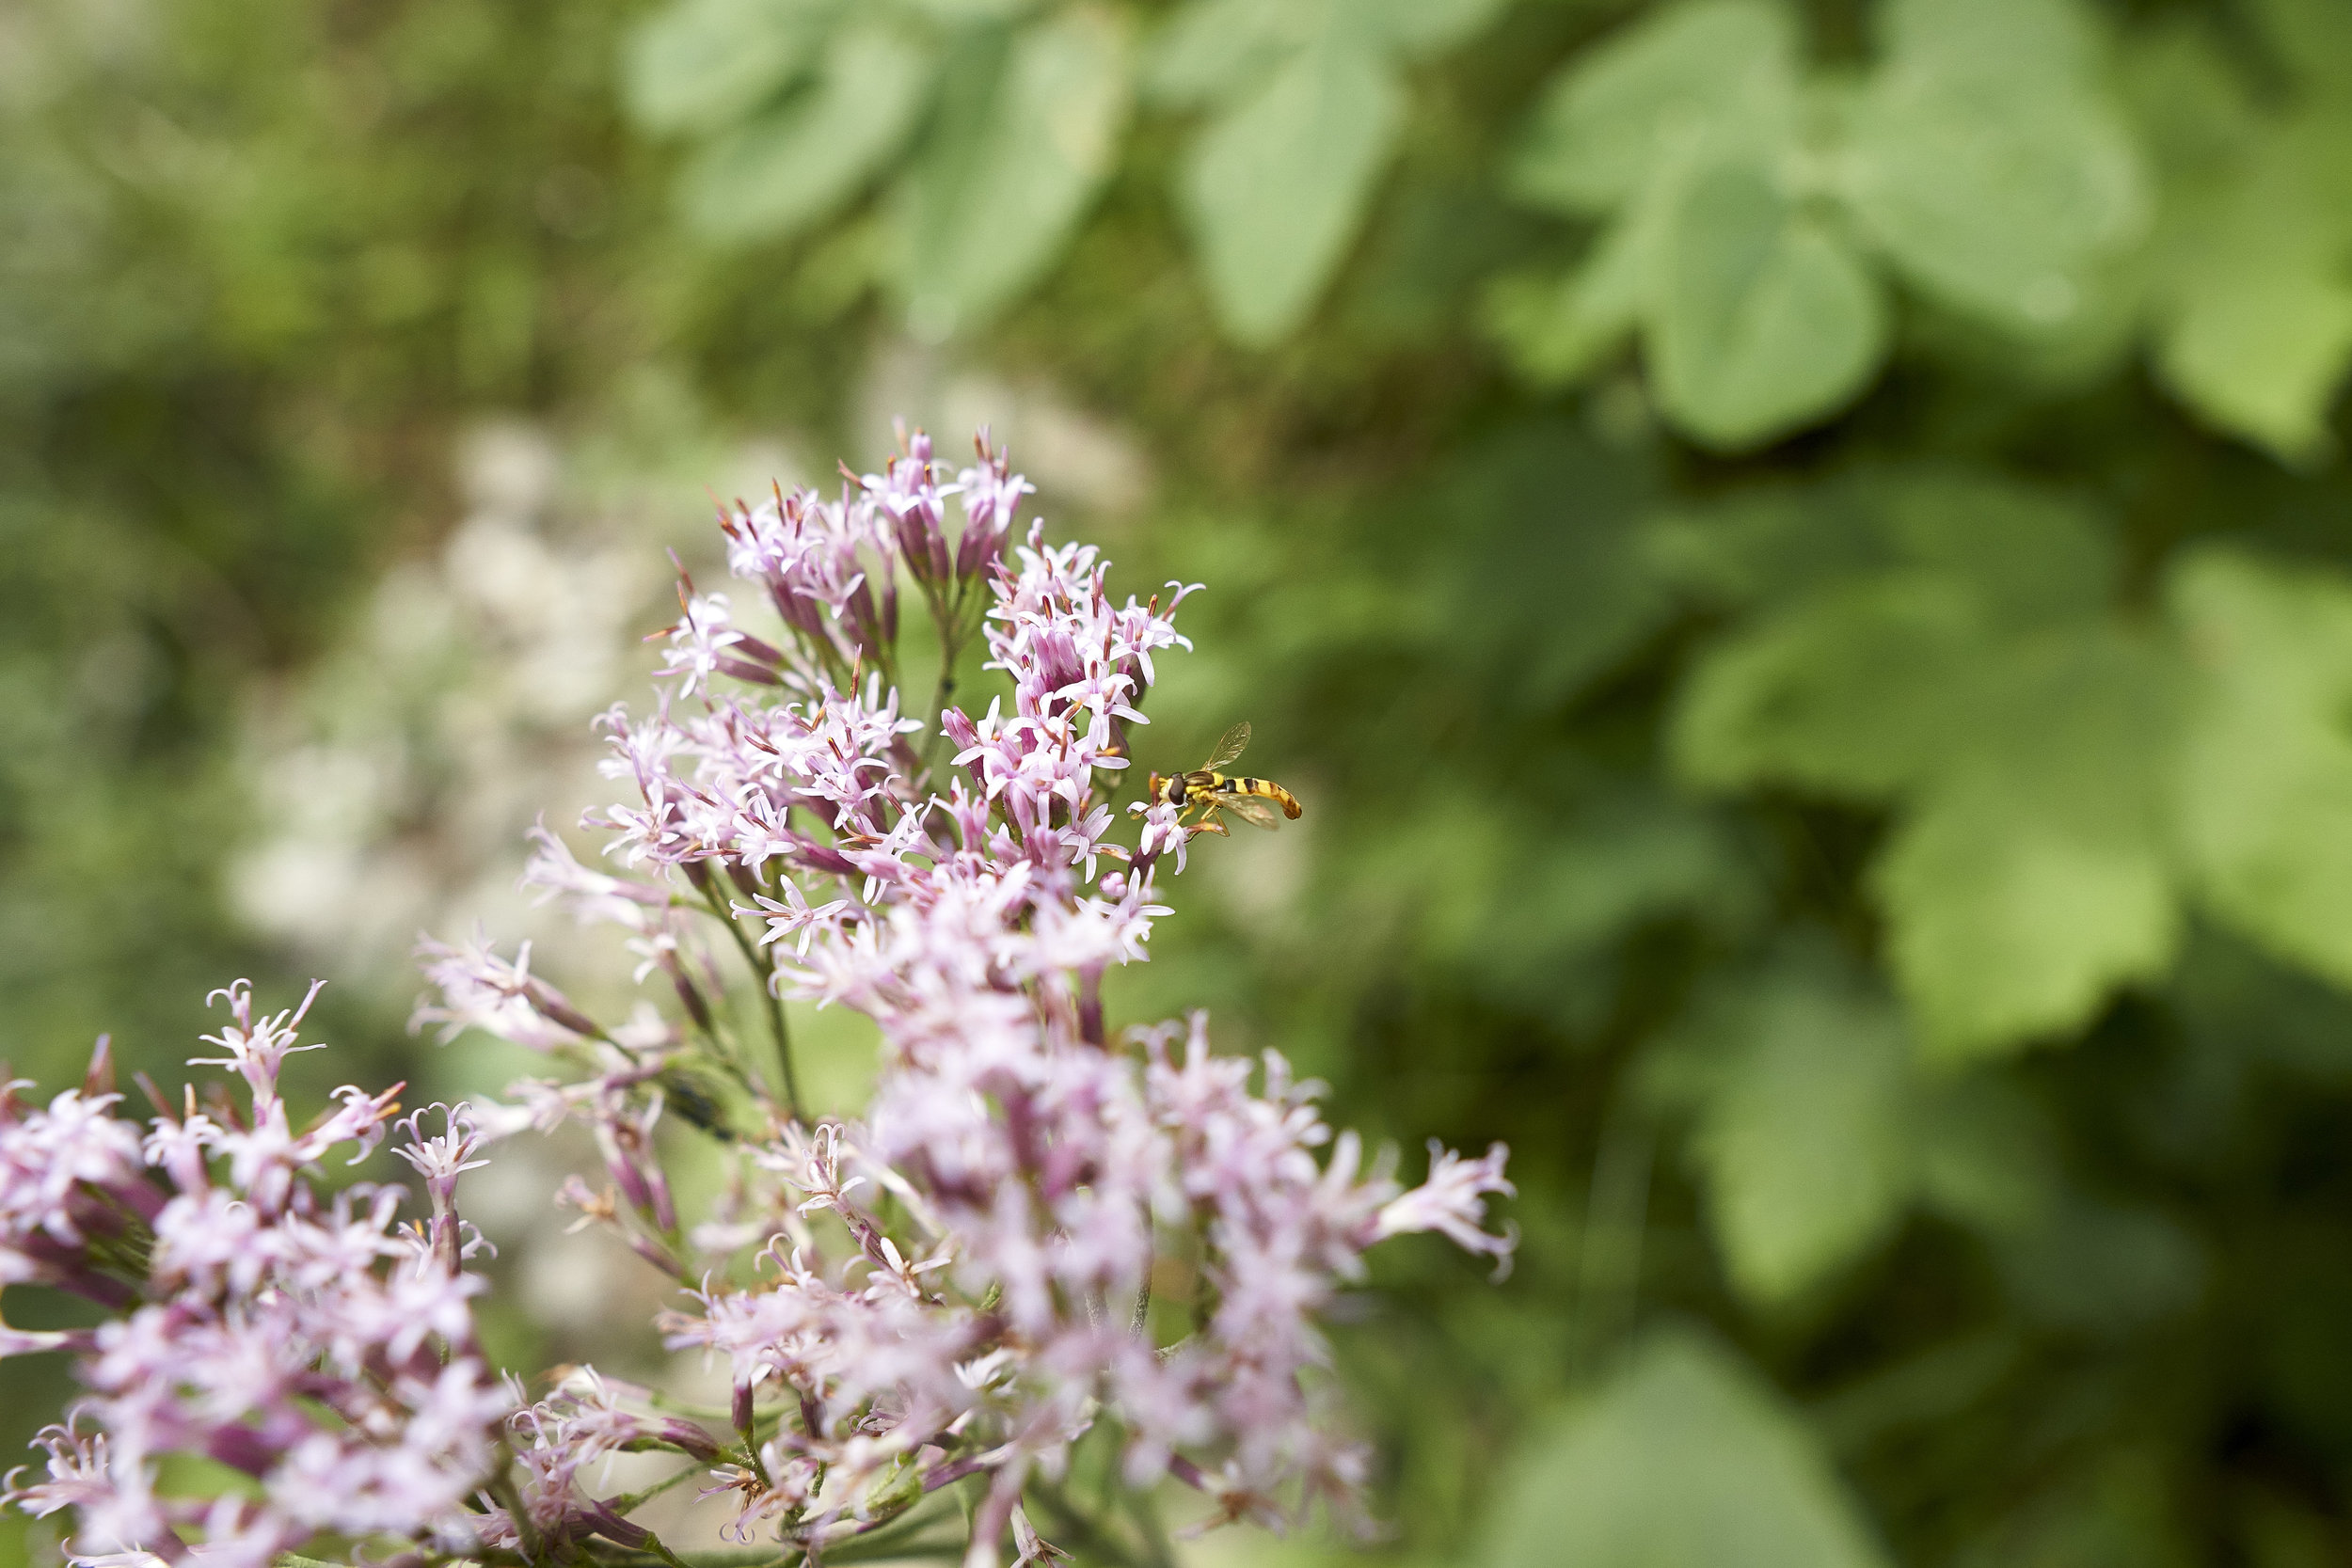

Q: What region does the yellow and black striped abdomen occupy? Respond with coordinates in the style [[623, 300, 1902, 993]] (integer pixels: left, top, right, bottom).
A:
[[1206, 771, 1302, 819]]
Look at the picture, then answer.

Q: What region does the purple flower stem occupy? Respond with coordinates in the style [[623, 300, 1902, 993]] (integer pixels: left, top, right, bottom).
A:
[[920, 1456, 988, 1493]]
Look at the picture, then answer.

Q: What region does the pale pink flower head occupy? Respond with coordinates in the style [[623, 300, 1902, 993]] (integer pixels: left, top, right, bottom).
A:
[[8, 424, 1512, 1568], [3, 984, 510, 1567]]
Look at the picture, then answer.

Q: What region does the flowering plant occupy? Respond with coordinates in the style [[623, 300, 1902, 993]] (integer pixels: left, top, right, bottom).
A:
[[3, 427, 1512, 1568]]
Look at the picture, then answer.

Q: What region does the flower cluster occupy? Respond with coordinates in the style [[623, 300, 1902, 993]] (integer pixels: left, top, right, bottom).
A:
[[447, 427, 1514, 1560], [2, 984, 509, 1567], [4, 425, 1511, 1568]]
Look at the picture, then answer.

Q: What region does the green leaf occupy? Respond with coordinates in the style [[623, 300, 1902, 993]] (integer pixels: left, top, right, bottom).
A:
[[1649, 157, 1887, 450], [2146, 117, 2352, 463], [1953, 1451, 2189, 1566], [2170, 550, 2352, 989], [1872, 628, 2182, 1059], [1507, 0, 1801, 217], [1842, 0, 2148, 337], [1483, 792, 1749, 967], [1914, 1078, 2061, 1233], [1664, 954, 1919, 1302], [2171, 927, 2352, 1079], [1445, 422, 1675, 705], [1140, 0, 1313, 109], [677, 23, 933, 243], [1878, 781, 2174, 1058], [1994, 1194, 2204, 1331], [2118, 20, 2260, 176], [2154, 249, 2352, 465], [897, 0, 1035, 21], [1359, 0, 1511, 57], [894, 7, 1132, 338], [1673, 574, 1978, 796], [1486, 1331, 1893, 1568], [1179, 30, 1403, 345], [1481, 210, 1657, 388], [2249, 0, 2352, 94], [1871, 0, 2101, 91], [1671, 473, 2180, 1056], [1654, 467, 2117, 620], [1482, 265, 1628, 388], [623, 0, 843, 136], [1867, 469, 2117, 625]]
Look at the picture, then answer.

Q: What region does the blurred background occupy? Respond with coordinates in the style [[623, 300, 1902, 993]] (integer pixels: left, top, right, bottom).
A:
[[8, 0, 2352, 1563]]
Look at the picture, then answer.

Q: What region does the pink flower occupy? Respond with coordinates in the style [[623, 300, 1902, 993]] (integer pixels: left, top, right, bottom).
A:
[[1376, 1141, 1518, 1274], [13, 424, 1512, 1568], [2, 987, 509, 1567], [411, 929, 599, 1050]]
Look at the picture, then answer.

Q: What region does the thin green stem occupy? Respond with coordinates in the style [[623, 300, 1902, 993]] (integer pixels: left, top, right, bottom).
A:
[[695, 880, 801, 1121], [1573, 1104, 1653, 1384], [828, 1544, 962, 1565], [603, 1462, 710, 1515], [581, 1498, 966, 1568], [757, 982, 798, 1122], [825, 1500, 970, 1563], [1120, 1486, 1176, 1568], [488, 1472, 546, 1564], [1028, 1479, 1143, 1568], [671, 977, 758, 1105], [734, 1403, 772, 1493], [587, 1551, 796, 1568], [923, 636, 966, 784]]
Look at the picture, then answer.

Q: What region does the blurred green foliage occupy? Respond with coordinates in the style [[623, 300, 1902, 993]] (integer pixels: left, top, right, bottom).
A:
[[15, 0, 2352, 1565]]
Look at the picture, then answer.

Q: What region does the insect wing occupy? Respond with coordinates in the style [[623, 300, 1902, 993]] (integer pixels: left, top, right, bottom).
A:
[[1221, 794, 1288, 831], [1202, 721, 1251, 771]]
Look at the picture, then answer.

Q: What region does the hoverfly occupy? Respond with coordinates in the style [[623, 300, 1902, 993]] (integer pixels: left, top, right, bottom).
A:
[[1130, 721, 1301, 835]]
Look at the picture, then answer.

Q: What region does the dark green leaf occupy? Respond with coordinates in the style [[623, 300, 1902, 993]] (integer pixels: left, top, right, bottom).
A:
[[1672, 475, 2178, 1055], [1673, 573, 1979, 796], [1994, 1195, 2204, 1331], [1664, 953, 1920, 1301], [1483, 191, 1664, 388], [1444, 422, 1674, 705], [1950, 1451, 2188, 1568], [1914, 1078, 2062, 1233], [1652, 467, 2117, 622], [1484, 792, 1750, 962], [2250, 0, 2352, 94]]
